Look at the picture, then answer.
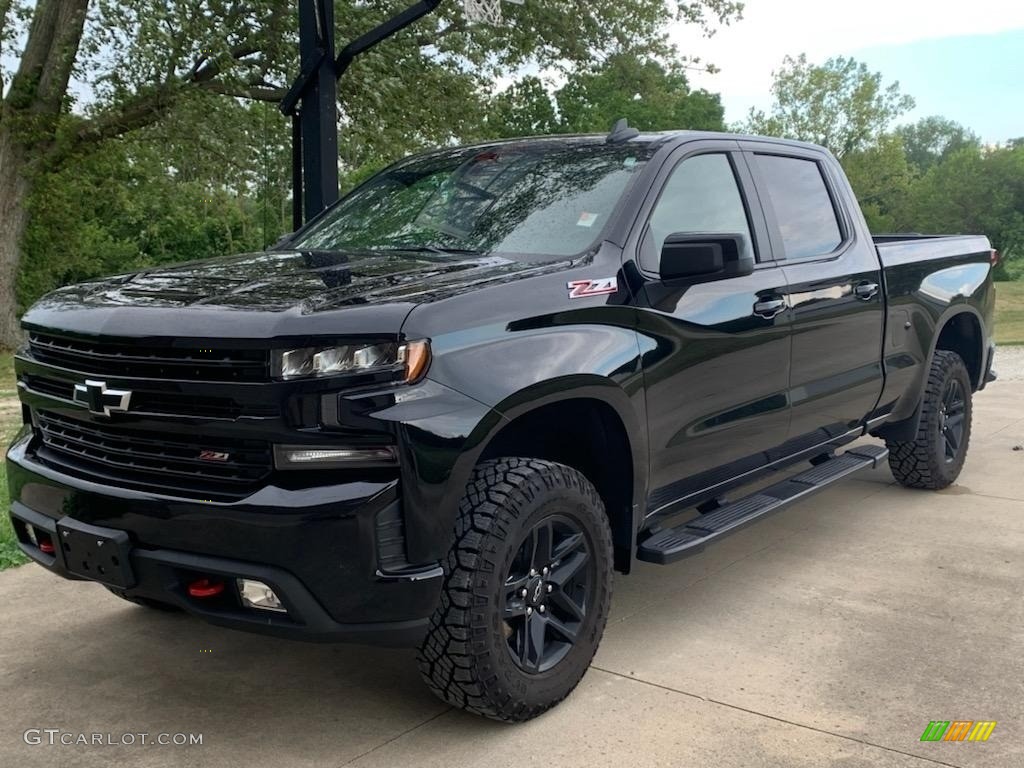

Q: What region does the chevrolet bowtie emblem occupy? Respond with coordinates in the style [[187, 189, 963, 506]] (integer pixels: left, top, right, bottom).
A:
[[73, 379, 132, 417]]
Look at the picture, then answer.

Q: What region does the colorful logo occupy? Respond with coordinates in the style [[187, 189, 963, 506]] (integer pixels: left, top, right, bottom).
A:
[[920, 721, 997, 742]]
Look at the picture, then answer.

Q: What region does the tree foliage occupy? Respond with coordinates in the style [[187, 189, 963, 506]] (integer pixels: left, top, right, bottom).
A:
[[481, 53, 726, 139], [841, 134, 914, 233], [895, 116, 980, 174], [898, 144, 1024, 280], [744, 54, 915, 158], [555, 53, 725, 133], [0, 0, 745, 348]]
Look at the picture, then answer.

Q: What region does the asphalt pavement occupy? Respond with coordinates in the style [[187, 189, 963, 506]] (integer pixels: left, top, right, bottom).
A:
[[1, 381, 1021, 768]]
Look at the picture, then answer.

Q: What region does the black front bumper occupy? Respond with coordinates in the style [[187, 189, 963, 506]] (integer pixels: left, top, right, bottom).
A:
[[6, 433, 444, 646]]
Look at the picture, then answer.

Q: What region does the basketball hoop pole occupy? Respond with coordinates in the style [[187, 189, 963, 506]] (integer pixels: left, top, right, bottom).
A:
[[280, 0, 444, 230]]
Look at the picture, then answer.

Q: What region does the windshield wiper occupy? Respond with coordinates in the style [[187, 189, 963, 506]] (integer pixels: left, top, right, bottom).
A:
[[376, 245, 482, 256]]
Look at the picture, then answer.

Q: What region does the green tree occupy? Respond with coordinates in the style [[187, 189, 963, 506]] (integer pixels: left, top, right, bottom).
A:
[[895, 116, 980, 174], [744, 54, 915, 158], [899, 144, 1024, 280], [483, 54, 726, 139], [482, 75, 560, 138], [20, 140, 266, 303], [555, 53, 725, 133], [0, 0, 745, 349], [842, 134, 914, 233]]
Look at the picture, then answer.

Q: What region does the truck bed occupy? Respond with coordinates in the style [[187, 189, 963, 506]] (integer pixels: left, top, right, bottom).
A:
[[874, 234, 993, 267]]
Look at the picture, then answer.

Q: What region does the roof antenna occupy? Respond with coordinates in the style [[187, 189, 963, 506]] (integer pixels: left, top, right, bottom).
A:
[[606, 118, 639, 144]]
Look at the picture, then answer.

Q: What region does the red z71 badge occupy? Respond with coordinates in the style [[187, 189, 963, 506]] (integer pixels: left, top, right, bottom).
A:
[[198, 450, 231, 462], [567, 277, 617, 299]]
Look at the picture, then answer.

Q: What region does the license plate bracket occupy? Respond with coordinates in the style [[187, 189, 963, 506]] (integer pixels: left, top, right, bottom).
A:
[[56, 518, 135, 589]]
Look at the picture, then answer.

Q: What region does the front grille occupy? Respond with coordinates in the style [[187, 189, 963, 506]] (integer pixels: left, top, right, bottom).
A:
[[35, 410, 272, 497], [29, 333, 269, 382], [22, 374, 276, 420]]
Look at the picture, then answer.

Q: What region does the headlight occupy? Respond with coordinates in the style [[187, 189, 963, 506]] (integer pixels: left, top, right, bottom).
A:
[[272, 340, 430, 382]]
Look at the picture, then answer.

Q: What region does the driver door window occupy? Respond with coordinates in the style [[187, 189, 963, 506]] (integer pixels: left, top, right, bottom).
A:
[[641, 153, 755, 273]]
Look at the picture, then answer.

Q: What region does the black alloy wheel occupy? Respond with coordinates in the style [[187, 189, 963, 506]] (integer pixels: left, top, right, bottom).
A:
[[502, 515, 592, 674], [418, 458, 613, 722], [887, 349, 973, 489], [938, 377, 966, 464]]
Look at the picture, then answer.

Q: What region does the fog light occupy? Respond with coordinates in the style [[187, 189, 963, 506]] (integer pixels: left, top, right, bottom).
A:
[[25, 524, 38, 547], [237, 579, 286, 613], [274, 445, 397, 469]]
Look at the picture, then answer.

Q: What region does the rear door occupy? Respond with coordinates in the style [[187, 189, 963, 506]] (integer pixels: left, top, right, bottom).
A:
[[628, 140, 793, 515], [741, 143, 885, 445]]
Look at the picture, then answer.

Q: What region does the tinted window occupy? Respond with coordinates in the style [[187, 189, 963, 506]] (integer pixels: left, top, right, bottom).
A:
[[642, 153, 753, 272], [755, 155, 842, 259], [293, 143, 653, 259]]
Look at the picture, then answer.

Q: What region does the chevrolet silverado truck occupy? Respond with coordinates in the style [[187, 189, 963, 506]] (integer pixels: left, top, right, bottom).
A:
[[6, 126, 997, 722]]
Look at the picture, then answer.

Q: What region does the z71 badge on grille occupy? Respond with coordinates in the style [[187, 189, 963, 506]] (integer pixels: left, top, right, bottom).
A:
[[198, 450, 231, 462], [567, 277, 617, 299]]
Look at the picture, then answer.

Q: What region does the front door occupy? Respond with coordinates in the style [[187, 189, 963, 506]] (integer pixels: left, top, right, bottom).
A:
[[629, 142, 792, 515]]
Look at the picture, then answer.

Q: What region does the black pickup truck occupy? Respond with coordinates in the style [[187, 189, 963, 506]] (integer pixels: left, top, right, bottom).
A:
[[6, 126, 997, 722]]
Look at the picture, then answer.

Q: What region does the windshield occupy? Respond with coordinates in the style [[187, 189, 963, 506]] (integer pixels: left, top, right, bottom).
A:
[[292, 141, 653, 258]]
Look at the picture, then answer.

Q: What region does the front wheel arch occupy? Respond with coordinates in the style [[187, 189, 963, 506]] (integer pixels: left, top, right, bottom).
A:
[[473, 380, 645, 573]]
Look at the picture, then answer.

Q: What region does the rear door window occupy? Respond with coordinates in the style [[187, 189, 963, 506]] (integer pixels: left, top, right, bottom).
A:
[[753, 155, 843, 259]]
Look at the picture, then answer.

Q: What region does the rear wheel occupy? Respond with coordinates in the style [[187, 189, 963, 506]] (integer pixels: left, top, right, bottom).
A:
[[417, 458, 613, 722], [886, 350, 973, 490]]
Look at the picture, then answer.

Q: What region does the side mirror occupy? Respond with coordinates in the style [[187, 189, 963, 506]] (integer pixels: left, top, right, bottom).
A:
[[659, 232, 754, 282]]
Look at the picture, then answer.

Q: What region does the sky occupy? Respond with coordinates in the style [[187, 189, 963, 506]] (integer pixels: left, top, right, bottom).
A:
[[4, 1, 1022, 143], [671, 0, 1024, 143]]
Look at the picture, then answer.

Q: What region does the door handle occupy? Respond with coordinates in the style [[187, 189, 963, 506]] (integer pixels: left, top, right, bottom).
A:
[[753, 297, 786, 319], [854, 282, 879, 301]]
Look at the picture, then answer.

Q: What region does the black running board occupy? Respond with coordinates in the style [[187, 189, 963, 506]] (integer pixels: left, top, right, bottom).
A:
[[636, 444, 889, 565]]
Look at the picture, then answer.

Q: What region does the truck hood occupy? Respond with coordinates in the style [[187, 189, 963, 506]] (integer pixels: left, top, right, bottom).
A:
[[22, 249, 568, 340]]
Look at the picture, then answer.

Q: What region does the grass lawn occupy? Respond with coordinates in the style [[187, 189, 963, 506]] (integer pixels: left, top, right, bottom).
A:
[[994, 281, 1024, 346], [1, 351, 27, 569], [0, 350, 13, 390]]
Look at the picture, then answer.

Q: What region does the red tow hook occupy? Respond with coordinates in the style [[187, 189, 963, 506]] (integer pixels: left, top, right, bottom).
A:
[[187, 578, 225, 598], [37, 537, 55, 554]]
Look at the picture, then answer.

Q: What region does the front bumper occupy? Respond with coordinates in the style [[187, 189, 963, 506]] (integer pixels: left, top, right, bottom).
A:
[[6, 433, 444, 646]]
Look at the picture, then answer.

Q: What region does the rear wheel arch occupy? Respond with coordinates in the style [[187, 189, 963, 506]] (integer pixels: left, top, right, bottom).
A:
[[933, 308, 985, 389], [874, 306, 986, 442]]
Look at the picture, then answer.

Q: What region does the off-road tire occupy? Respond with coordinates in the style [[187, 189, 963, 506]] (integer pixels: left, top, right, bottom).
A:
[[104, 586, 182, 612], [886, 350, 973, 490], [417, 458, 613, 722]]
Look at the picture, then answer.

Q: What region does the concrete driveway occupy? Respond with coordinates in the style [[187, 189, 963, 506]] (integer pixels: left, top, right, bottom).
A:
[[1, 381, 1021, 768]]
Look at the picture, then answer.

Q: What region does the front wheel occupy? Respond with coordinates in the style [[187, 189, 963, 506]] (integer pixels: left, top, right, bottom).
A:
[[417, 458, 613, 722], [886, 349, 973, 489]]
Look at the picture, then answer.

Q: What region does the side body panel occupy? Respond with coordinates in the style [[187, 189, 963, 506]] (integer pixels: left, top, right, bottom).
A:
[[873, 236, 995, 424]]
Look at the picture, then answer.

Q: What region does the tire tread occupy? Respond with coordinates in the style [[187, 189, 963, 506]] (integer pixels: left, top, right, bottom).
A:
[[886, 350, 972, 490], [417, 457, 612, 722]]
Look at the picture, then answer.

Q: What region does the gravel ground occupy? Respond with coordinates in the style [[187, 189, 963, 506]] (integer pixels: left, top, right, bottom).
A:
[[995, 345, 1024, 380]]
